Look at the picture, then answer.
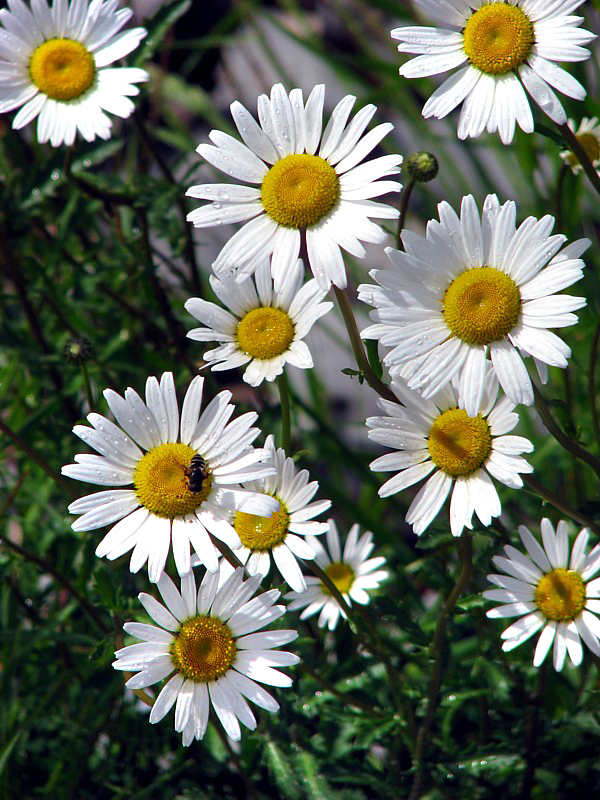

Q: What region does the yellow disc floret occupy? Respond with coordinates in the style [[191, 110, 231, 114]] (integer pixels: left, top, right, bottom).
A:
[[29, 38, 95, 101], [535, 568, 586, 622], [134, 442, 212, 519], [428, 408, 492, 477], [171, 616, 237, 682], [237, 307, 295, 360], [443, 266, 521, 346], [463, 3, 534, 75], [234, 500, 290, 551], [261, 153, 340, 228], [322, 562, 355, 595]]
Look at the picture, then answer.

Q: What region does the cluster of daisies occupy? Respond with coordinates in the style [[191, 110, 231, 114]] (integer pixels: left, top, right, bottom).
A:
[[2, 0, 599, 746]]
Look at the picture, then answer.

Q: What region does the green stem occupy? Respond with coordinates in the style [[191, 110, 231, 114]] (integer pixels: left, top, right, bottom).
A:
[[0, 474, 109, 633], [554, 163, 568, 231], [589, 318, 600, 450], [408, 534, 473, 800], [556, 122, 600, 197], [0, 417, 76, 496], [396, 177, 415, 250], [524, 475, 600, 534], [333, 286, 398, 404], [81, 363, 94, 413], [300, 663, 388, 719], [276, 372, 291, 453], [133, 112, 202, 294], [533, 384, 600, 481]]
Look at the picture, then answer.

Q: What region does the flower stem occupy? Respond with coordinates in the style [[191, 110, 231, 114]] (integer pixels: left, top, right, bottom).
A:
[[589, 319, 600, 449], [0, 474, 109, 633], [408, 533, 473, 800], [523, 475, 600, 534], [333, 286, 398, 403], [81, 363, 94, 413], [0, 417, 76, 496], [396, 177, 415, 250], [556, 122, 600, 197], [533, 384, 600, 481], [277, 372, 291, 453]]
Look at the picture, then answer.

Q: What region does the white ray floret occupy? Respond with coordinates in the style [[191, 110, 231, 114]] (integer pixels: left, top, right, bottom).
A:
[[0, 0, 148, 147], [186, 83, 402, 291], [62, 372, 278, 583], [391, 0, 596, 144], [484, 518, 600, 671], [113, 565, 299, 745], [185, 258, 332, 387], [285, 519, 388, 630], [366, 372, 533, 538], [219, 435, 331, 593], [359, 194, 588, 414]]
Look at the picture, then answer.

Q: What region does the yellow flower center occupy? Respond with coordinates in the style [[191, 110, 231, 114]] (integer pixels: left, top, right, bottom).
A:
[[535, 568, 586, 622], [133, 443, 212, 519], [170, 616, 237, 682], [29, 38, 95, 101], [565, 131, 600, 168], [463, 3, 534, 75], [322, 562, 355, 595], [428, 408, 492, 477], [234, 499, 290, 551], [443, 266, 521, 346], [237, 307, 295, 360], [261, 154, 340, 228]]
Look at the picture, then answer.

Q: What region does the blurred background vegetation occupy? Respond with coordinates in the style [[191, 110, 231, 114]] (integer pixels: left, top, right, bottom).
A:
[[1, 0, 600, 797]]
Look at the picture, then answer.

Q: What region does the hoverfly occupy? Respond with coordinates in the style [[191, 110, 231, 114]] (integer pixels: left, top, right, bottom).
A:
[[185, 454, 209, 493]]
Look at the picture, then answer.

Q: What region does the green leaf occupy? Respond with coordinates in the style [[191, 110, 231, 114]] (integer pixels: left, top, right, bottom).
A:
[[292, 750, 332, 800], [263, 739, 303, 800], [0, 732, 21, 778]]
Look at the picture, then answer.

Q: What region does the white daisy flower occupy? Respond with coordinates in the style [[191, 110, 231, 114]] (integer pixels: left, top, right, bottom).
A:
[[560, 116, 600, 174], [0, 0, 148, 147], [184, 258, 333, 387], [113, 565, 299, 745], [62, 372, 279, 583], [284, 519, 388, 631], [366, 372, 533, 538], [484, 518, 600, 671], [359, 194, 588, 414], [186, 82, 402, 292], [220, 435, 331, 593], [391, 0, 596, 144]]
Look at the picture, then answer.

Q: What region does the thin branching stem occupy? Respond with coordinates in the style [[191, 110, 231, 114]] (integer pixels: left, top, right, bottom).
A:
[[524, 475, 600, 534], [408, 534, 473, 800], [589, 318, 600, 450], [533, 384, 600, 481], [556, 122, 600, 197], [277, 372, 291, 453], [333, 286, 398, 403], [396, 177, 415, 250]]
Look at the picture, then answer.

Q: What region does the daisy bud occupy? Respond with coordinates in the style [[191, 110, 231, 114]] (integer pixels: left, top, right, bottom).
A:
[[406, 151, 438, 183], [63, 336, 94, 366]]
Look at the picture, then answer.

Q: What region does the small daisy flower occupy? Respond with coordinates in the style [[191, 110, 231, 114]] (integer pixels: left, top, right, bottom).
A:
[[186, 83, 402, 291], [0, 0, 148, 147], [391, 0, 596, 144], [359, 194, 588, 414], [560, 117, 600, 175], [222, 435, 331, 593], [184, 258, 333, 387], [62, 372, 279, 582], [366, 372, 533, 538], [484, 519, 600, 671], [113, 565, 299, 745], [285, 519, 388, 630]]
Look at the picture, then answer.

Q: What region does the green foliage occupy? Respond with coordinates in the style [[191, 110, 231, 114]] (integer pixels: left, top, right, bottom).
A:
[[1, 1, 600, 799]]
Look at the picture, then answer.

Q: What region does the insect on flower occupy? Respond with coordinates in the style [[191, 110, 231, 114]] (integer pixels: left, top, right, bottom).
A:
[[185, 455, 209, 493]]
